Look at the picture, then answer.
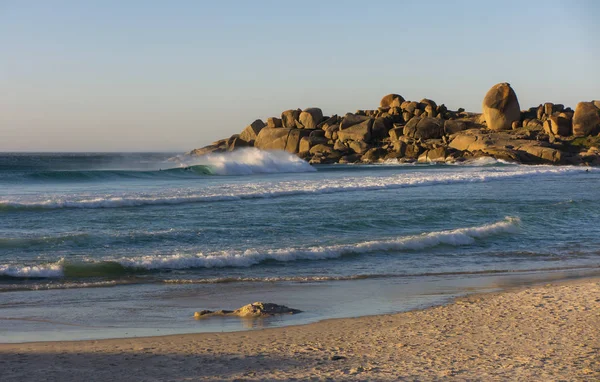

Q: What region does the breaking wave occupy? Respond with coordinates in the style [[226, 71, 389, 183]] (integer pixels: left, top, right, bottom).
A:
[[0, 217, 520, 279], [5, 149, 314, 183], [180, 148, 316, 176], [0, 165, 591, 210]]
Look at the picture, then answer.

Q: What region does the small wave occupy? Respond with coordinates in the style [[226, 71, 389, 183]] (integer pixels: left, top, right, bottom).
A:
[[4, 264, 599, 292], [0, 280, 124, 292], [0, 217, 519, 279], [162, 274, 377, 284], [0, 166, 591, 210], [449, 157, 514, 166], [0, 262, 64, 278], [0, 233, 90, 249]]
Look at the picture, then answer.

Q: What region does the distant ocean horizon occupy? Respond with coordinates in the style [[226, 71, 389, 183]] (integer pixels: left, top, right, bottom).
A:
[[1, 149, 599, 342]]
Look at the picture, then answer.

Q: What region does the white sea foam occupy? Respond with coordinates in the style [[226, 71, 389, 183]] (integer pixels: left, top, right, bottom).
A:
[[176, 148, 316, 176], [0, 262, 64, 278], [117, 216, 520, 269], [0, 217, 520, 278], [451, 157, 513, 166], [0, 165, 591, 210]]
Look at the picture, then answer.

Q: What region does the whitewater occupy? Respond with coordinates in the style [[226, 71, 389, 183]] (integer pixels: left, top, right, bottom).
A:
[[1, 151, 599, 341], [0, 216, 520, 278]]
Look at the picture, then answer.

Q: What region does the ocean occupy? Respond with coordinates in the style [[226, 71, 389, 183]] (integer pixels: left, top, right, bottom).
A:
[[1, 149, 599, 343]]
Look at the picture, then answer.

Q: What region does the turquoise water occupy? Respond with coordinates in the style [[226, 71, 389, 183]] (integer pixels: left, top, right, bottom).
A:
[[1, 150, 599, 342]]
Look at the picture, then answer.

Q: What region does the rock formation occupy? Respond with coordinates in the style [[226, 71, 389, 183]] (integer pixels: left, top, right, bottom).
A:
[[194, 302, 302, 319], [189, 83, 600, 166], [482, 83, 521, 131], [573, 102, 600, 137]]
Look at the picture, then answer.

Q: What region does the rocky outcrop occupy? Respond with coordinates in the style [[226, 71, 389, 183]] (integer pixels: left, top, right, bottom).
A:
[[448, 129, 565, 164], [299, 108, 324, 129], [281, 109, 301, 129], [482, 83, 521, 131], [404, 117, 444, 140], [189, 83, 600, 166], [254, 128, 310, 153], [372, 117, 393, 140], [194, 302, 302, 319], [573, 102, 600, 137], [227, 136, 251, 151], [239, 119, 266, 142], [338, 114, 373, 142], [444, 119, 477, 135], [380, 94, 405, 109], [254, 128, 291, 151], [267, 117, 283, 128], [549, 114, 572, 137]]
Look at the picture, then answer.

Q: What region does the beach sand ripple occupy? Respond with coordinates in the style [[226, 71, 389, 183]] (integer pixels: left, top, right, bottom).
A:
[[1, 279, 599, 381]]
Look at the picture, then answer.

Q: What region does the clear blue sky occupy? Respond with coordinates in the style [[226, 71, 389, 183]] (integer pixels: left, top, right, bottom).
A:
[[1, 0, 598, 151]]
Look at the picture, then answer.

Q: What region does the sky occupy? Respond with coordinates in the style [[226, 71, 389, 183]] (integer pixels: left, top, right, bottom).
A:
[[1, 0, 599, 152]]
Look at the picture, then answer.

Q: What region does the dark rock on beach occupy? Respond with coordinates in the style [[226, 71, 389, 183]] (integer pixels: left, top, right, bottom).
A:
[[194, 302, 302, 319]]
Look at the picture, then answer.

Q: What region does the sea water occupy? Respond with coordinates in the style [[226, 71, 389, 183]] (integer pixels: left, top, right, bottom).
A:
[[1, 149, 599, 342]]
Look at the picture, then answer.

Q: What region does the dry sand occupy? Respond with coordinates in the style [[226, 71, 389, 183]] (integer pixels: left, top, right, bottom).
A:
[[1, 278, 599, 381]]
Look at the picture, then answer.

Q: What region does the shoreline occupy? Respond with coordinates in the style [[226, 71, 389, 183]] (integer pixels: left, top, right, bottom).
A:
[[2, 276, 598, 381], [2, 266, 599, 344]]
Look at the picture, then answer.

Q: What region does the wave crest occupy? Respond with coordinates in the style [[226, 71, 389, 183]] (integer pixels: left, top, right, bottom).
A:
[[0, 217, 519, 279], [177, 148, 315, 176], [0, 166, 590, 210]]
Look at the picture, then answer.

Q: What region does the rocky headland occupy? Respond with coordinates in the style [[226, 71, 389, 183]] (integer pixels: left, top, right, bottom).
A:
[[190, 83, 600, 166]]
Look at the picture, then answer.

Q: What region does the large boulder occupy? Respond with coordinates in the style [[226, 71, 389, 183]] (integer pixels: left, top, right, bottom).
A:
[[254, 128, 310, 153], [361, 148, 387, 162], [299, 135, 328, 153], [323, 124, 340, 140], [549, 115, 571, 136], [254, 128, 291, 151], [348, 140, 371, 154], [482, 83, 521, 131], [404, 117, 444, 139], [239, 119, 266, 142], [286, 129, 311, 153], [572, 102, 600, 137], [448, 129, 565, 164], [309, 143, 334, 156], [339, 113, 371, 130], [299, 108, 324, 129], [419, 99, 438, 118], [371, 116, 393, 140], [380, 94, 405, 109], [418, 146, 447, 163], [226, 135, 251, 151], [281, 109, 301, 129], [388, 126, 404, 141], [338, 113, 373, 142], [318, 115, 339, 130], [266, 117, 283, 128], [444, 119, 476, 135]]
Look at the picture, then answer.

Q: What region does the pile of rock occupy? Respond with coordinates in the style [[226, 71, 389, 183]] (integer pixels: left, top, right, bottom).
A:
[[189, 83, 600, 166]]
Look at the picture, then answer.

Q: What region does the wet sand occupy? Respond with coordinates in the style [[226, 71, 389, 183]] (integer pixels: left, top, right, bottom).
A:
[[1, 278, 599, 381]]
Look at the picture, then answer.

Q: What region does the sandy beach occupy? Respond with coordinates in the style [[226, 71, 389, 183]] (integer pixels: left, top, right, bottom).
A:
[[1, 278, 598, 381]]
